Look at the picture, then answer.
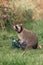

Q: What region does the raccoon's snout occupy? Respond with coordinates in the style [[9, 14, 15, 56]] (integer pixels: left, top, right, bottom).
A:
[[14, 26, 16, 30]]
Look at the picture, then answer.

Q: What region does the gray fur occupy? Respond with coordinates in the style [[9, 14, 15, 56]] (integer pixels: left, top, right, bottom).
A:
[[14, 24, 38, 49]]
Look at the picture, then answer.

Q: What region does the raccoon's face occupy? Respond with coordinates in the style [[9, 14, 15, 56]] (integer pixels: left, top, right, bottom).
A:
[[14, 24, 23, 33]]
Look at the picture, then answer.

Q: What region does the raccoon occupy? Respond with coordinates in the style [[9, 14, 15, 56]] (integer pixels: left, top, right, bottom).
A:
[[14, 24, 42, 49]]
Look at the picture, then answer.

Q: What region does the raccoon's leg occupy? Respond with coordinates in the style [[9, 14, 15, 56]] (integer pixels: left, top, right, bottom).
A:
[[37, 45, 42, 49], [25, 45, 32, 50]]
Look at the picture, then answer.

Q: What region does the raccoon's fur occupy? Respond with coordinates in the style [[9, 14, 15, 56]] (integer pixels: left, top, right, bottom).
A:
[[14, 24, 42, 49]]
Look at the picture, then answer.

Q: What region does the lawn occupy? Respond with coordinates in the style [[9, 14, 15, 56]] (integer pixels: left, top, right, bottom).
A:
[[0, 20, 43, 65]]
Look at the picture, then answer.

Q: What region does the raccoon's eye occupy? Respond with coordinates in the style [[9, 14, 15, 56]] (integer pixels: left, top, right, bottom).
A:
[[15, 26, 17, 28], [15, 26, 18, 29]]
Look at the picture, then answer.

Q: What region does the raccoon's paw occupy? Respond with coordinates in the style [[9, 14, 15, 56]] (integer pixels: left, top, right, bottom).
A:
[[37, 45, 42, 49]]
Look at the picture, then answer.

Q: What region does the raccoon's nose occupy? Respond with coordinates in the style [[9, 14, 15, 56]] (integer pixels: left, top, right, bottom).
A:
[[14, 26, 16, 30]]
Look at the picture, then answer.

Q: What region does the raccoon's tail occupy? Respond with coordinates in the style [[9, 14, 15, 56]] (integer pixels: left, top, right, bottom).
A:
[[37, 45, 42, 49]]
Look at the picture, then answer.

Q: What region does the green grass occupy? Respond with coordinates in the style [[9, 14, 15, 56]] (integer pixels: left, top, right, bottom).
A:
[[0, 20, 43, 65]]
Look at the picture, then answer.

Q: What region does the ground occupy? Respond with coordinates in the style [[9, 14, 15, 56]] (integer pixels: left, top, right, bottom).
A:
[[0, 20, 43, 65]]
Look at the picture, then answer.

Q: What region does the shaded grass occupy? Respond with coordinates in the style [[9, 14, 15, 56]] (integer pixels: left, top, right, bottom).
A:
[[0, 20, 43, 65]]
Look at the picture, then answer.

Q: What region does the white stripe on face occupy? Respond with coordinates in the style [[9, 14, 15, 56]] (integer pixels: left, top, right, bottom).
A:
[[14, 26, 15, 29], [16, 25, 21, 31]]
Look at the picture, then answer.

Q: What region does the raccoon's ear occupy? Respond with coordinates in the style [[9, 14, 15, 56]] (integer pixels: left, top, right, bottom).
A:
[[20, 24, 23, 26], [19, 23, 23, 27]]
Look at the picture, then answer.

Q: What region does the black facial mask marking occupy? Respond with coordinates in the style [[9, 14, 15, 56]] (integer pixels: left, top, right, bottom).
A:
[[15, 26, 18, 30], [15, 25, 23, 33]]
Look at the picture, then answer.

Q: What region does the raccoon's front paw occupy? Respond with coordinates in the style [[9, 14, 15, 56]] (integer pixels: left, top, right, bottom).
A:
[[17, 38, 21, 41]]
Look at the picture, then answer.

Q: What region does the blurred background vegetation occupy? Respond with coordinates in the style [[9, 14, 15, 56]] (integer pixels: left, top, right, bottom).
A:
[[0, 0, 43, 31]]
